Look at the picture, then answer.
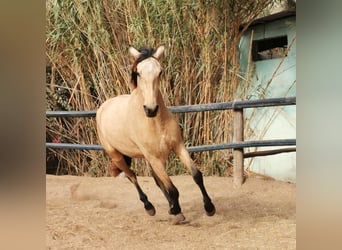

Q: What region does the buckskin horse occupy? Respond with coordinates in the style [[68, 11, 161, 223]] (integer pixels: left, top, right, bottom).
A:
[[96, 45, 215, 224]]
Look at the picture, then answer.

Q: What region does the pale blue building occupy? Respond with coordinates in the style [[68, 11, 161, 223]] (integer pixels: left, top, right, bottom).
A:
[[238, 10, 296, 182]]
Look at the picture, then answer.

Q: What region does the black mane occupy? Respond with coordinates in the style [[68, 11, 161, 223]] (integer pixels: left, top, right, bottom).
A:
[[131, 47, 155, 87]]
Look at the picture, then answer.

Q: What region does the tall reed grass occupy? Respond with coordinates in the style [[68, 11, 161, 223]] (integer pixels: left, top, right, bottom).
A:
[[46, 0, 273, 176]]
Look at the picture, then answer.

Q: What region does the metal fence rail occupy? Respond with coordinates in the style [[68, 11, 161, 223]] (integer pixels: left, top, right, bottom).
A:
[[46, 139, 296, 152], [46, 96, 296, 186], [46, 97, 296, 117]]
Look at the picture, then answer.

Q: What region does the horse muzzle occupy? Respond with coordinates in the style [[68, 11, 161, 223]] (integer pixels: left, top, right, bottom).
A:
[[143, 105, 159, 118]]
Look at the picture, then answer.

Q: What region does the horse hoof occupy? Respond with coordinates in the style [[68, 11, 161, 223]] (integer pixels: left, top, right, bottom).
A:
[[171, 213, 186, 225], [146, 207, 156, 216], [145, 203, 156, 216], [205, 203, 216, 216]]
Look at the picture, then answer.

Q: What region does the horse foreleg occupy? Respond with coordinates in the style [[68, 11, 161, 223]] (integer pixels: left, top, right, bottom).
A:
[[150, 166, 179, 212], [175, 144, 216, 216], [134, 180, 156, 216], [109, 152, 155, 216], [148, 160, 185, 224], [150, 166, 170, 202]]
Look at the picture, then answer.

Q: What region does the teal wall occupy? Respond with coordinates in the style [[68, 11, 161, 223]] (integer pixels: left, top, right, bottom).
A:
[[238, 15, 296, 182]]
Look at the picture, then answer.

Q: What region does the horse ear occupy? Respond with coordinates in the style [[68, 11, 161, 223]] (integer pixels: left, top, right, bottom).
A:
[[129, 46, 141, 60], [153, 45, 165, 60]]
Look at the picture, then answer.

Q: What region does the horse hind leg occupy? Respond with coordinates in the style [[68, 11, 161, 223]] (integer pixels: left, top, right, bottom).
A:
[[108, 151, 156, 216], [192, 168, 216, 216], [109, 155, 132, 177], [175, 144, 216, 216], [109, 161, 122, 177], [123, 155, 132, 167]]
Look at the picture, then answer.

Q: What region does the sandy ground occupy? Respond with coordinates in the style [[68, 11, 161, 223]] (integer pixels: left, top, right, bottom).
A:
[[46, 174, 296, 249]]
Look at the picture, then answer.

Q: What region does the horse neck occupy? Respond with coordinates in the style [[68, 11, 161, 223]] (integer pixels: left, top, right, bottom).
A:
[[156, 90, 167, 110]]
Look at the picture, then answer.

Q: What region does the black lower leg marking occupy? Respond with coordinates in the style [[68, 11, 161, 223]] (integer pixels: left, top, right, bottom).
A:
[[127, 171, 155, 216], [192, 169, 216, 216], [135, 183, 155, 216], [168, 184, 181, 215], [150, 168, 182, 215]]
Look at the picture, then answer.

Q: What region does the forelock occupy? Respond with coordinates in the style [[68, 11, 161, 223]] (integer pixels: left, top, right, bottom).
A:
[[131, 47, 156, 87]]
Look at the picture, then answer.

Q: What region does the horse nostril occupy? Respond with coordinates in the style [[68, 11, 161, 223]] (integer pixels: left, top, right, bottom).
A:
[[143, 105, 159, 117], [154, 105, 159, 114]]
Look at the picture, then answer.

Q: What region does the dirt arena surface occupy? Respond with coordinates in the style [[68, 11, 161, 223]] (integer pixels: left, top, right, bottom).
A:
[[46, 174, 296, 249]]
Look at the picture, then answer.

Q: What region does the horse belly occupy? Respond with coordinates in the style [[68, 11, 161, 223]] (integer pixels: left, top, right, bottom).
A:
[[102, 128, 143, 158]]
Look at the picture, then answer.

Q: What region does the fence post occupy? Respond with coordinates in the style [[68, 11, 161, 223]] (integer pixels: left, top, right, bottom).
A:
[[233, 105, 244, 188]]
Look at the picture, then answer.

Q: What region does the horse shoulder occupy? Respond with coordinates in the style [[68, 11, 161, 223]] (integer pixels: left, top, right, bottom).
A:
[[96, 95, 133, 146]]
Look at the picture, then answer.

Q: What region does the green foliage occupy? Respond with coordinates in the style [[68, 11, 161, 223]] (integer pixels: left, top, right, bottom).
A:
[[46, 0, 272, 176]]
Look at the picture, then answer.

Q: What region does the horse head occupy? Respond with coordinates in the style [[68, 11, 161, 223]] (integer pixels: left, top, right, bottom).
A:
[[129, 45, 164, 118]]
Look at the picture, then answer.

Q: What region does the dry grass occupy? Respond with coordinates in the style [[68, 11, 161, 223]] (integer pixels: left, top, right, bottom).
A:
[[46, 0, 274, 176]]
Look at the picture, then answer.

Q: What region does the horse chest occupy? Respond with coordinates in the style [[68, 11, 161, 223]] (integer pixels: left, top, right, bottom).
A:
[[133, 123, 173, 154], [157, 134, 172, 152]]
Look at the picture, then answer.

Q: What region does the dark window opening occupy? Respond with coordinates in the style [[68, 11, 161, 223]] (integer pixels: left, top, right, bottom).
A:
[[252, 36, 288, 61]]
